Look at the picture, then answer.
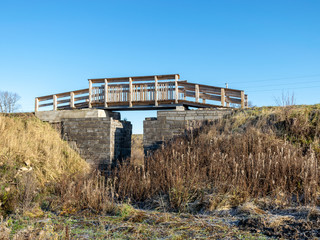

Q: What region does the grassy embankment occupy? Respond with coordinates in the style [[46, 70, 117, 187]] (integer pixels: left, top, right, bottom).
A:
[[1, 105, 320, 239], [115, 104, 320, 212]]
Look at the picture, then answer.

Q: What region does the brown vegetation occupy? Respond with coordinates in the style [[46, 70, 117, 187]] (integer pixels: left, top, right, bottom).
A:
[[130, 134, 144, 166], [113, 105, 320, 212], [0, 114, 89, 216]]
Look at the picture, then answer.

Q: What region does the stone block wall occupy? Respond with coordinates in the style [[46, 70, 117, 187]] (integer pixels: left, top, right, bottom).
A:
[[36, 109, 132, 169], [143, 108, 232, 153], [62, 117, 132, 169]]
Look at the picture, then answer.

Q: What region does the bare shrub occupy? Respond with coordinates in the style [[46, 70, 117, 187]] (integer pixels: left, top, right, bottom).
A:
[[54, 171, 116, 214], [17, 172, 39, 212], [275, 91, 296, 107], [0, 91, 20, 113], [131, 134, 144, 166]]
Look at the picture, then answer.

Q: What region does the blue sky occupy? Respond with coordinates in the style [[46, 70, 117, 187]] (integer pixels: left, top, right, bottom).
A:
[[1, 0, 319, 133]]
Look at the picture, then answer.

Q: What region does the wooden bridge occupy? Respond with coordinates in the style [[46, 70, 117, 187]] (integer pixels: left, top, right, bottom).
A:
[[35, 74, 248, 111]]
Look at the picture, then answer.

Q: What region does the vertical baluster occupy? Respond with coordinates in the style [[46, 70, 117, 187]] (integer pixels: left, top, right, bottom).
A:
[[154, 76, 158, 106], [104, 79, 108, 107], [129, 77, 133, 107]]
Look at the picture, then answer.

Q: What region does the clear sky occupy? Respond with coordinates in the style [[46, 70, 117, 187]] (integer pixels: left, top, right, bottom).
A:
[[1, 0, 319, 133]]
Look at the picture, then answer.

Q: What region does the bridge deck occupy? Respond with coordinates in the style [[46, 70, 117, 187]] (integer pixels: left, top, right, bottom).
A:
[[35, 74, 248, 112]]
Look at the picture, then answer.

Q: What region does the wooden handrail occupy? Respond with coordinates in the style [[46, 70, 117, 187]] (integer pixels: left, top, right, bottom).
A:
[[35, 74, 247, 112]]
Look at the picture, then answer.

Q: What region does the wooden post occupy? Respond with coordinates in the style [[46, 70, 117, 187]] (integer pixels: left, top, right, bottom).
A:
[[195, 84, 199, 102], [225, 86, 230, 107], [175, 74, 179, 103], [53, 95, 57, 111], [104, 79, 108, 108], [221, 88, 225, 107], [129, 77, 133, 107], [35, 98, 39, 112], [70, 92, 75, 108], [154, 76, 158, 106], [241, 91, 245, 109], [88, 80, 92, 108]]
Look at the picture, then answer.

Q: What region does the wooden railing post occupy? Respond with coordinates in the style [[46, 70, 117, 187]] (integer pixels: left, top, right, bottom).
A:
[[241, 91, 245, 109], [35, 98, 39, 112], [104, 79, 108, 108], [88, 80, 92, 108], [221, 88, 225, 107], [175, 74, 179, 103], [53, 95, 57, 111], [129, 77, 133, 107], [70, 92, 75, 108], [154, 76, 158, 106], [195, 84, 199, 102], [225, 85, 230, 107]]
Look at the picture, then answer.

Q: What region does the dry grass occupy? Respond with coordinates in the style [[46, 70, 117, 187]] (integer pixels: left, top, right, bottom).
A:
[[53, 171, 117, 215], [131, 134, 144, 166], [0, 113, 89, 216], [112, 105, 320, 212]]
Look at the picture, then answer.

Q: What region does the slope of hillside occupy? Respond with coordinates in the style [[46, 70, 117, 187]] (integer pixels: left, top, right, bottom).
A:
[[114, 105, 320, 211], [0, 113, 89, 215]]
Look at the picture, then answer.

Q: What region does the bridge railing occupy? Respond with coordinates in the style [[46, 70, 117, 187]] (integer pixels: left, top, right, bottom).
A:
[[35, 74, 248, 111]]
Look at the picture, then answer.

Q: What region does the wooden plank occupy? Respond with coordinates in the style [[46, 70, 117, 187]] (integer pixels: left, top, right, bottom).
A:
[[38, 88, 88, 101], [185, 91, 195, 98], [37, 95, 54, 101], [57, 99, 71, 105], [74, 96, 89, 102], [39, 102, 53, 107], [35, 98, 39, 112], [89, 74, 180, 83], [53, 95, 57, 111], [200, 92, 221, 102], [73, 89, 89, 95], [221, 88, 225, 107], [179, 81, 243, 97]]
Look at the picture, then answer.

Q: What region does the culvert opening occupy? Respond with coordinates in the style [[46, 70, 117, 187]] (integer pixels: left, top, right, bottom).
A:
[[117, 110, 157, 166]]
